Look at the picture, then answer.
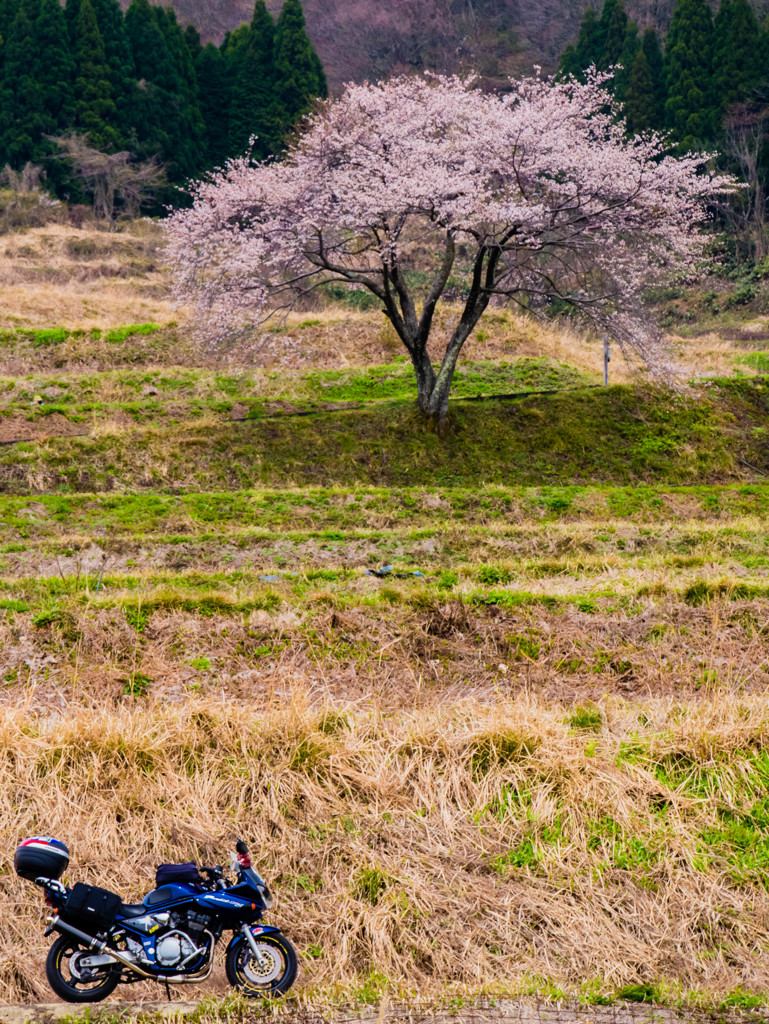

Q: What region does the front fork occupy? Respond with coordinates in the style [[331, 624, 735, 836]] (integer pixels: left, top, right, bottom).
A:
[[241, 924, 270, 969]]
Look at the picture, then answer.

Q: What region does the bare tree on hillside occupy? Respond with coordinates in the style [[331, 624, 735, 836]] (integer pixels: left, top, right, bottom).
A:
[[721, 103, 769, 264], [51, 133, 166, 228]]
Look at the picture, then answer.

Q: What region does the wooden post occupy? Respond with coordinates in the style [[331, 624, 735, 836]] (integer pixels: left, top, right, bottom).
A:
[[603, 335, 610, 386]]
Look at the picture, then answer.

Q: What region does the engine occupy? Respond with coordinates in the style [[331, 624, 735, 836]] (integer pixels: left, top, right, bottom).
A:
[[158, 909, 217, 967], [155, 930, 198, 967], [123, 909, 215, 970], [178, 909, 214, 941]]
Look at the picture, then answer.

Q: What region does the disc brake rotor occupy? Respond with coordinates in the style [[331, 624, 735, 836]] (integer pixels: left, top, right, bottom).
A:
[[68, 951, 93, 982], [243, 942, 282, 984]]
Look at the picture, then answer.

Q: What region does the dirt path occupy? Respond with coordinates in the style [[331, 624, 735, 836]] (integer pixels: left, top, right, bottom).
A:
[[0, 1003, 198, 1023], [0, 1001, 758, 1024]]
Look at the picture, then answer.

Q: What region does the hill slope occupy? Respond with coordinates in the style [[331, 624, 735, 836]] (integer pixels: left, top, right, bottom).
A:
[[4, 220, 769, 1014], [155, 0, 769, 91]]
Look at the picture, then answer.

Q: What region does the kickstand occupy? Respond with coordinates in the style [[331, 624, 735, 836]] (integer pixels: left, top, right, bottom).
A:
[[165, 980, 172, 1002]]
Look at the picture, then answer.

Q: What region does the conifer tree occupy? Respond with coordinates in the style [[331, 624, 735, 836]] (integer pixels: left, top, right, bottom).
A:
[[64, 0, 81, 44], [712, 0, 734, 109], [196, 42, 230, 167], [125, 0, 170, 91], [125, 0, 205, 180], [557, 43, 582, 80], [33, 0, 75, 130], [221, 22, 250, 69], [124, 0, 174, 170], [0, 0, 74, 165], [664, 0, 716, 150], [574, 7, 601, 74], [0, 0, 41, 164], [152, 5, 205, 178], [713, 0, 733, 51], [641, 27, 666, 129], [183, 23, 201, 58], [624, 48, 656, 134], [90, 0, 136, 142], [0, 0, 19, 42], [713, 0, 761, 111], [273, 0, 325, 131], [614, 19, 639, 101], [228, 0, 280, 159], [598, 0, 628, 68], [72, 0, 119, 150]]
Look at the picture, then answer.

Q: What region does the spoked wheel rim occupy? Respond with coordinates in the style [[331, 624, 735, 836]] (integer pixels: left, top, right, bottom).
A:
[[54, 941, 116, 994], [237, 940, 286, 987]]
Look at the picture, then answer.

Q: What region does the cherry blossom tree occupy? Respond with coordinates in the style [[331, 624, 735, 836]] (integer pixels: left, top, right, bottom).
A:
[[166, 71, 733, 423]]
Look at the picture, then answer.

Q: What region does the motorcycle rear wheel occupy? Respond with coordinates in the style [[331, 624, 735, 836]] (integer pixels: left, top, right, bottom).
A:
[[225, 932, 297, 997], [46, 936, 121, 1003]]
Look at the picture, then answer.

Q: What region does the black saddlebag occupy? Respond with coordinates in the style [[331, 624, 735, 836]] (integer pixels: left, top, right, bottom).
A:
[[61, 882, 122, 931], [155, 862, 201, 886]]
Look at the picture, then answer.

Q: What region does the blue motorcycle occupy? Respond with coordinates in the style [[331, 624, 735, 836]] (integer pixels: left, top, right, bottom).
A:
[[15, 836, 297, 1002]]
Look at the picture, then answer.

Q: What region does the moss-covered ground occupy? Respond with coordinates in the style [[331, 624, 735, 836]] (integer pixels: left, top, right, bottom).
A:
[[2, 378, 769, 492]]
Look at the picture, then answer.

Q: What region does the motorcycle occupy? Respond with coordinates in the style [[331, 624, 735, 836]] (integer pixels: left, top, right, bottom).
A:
[[14, 835, 297, 1003]]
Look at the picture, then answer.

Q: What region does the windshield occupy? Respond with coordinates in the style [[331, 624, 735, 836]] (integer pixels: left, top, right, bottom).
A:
[[242, 866, 266, 889], [240, 866, 273, 908]]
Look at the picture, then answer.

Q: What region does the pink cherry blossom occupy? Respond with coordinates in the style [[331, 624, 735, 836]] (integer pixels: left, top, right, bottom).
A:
[[166, 71, 735, 419]]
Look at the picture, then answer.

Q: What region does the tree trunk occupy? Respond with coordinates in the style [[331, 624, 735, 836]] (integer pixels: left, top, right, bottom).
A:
[[426, 375, 452, 431], [402, 301, 489, 432], [410, 346, 437, 416], [382, 237, 495, 432]]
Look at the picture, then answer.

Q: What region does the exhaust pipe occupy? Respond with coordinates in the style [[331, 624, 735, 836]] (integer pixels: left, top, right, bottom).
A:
[[48, 915, 105, 953], [47, 916, 157, 979], [47, 917, 216, 983]]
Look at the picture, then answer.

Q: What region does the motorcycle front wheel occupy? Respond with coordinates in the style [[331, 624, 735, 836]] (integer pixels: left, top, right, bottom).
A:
[[225, 932, 297, 997], [46, 935, 121, 1003]]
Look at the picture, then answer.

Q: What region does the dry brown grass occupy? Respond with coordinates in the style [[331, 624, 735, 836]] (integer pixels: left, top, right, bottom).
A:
[[2, 695, 769, 1005], [0, 223, 176, 329], [252, 308, 622, 381], [177, 304, 765, 385], [668, 332, 760, 380], [2, 221, 769, 1017], [0, 220, 760, 384], [4, 588, 769, 710]]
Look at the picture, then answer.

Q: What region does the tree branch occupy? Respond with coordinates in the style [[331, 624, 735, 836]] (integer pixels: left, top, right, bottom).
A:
[[416, 230, 456, 345]]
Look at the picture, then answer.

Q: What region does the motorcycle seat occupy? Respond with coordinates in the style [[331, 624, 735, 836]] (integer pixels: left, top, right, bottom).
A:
[[119, 903, 148, 918]]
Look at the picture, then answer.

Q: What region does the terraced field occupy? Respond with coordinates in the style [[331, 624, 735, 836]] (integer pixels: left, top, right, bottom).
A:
[[3, 482, 769, 709], [2, 222, 769, 1018]]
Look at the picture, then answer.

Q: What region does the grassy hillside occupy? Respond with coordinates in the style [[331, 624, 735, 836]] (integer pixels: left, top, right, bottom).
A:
[[1, 379, 768, 493], [3, 697, 769, 1012], [3, 480, 769, 708], [2, 221, 769, 1017]]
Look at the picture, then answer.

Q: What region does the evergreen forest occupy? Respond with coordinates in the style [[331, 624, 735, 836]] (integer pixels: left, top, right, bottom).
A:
[[0, 0, 326, 201], [559, 0, 765, 148], [558, 0, 769, 263]]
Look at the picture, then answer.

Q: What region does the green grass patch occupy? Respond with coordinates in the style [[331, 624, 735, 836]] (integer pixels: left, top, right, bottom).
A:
[[303, 357, 593, 404], [736, 351, 769, 373], [469, 731, 540, 776], [351, 866, 391, 905], [104, 323, 160, 344], [2, 380, 767, 493], [2, 484, 769, 545], [566, 703, 603, 732]]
